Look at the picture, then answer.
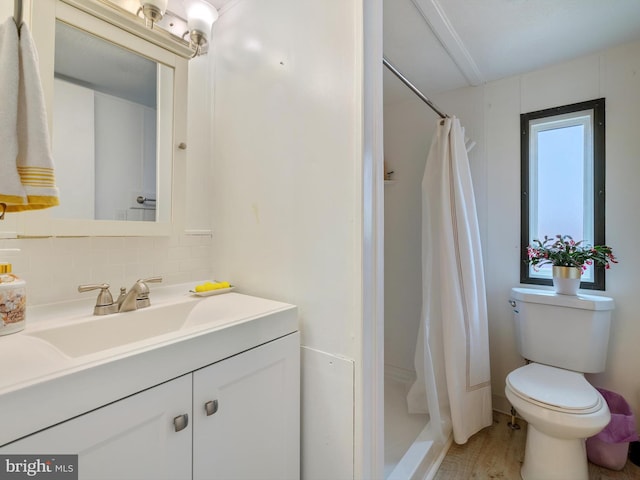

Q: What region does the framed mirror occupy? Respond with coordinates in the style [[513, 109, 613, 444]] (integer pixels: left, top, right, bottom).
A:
[[24, 0, 189, 236]]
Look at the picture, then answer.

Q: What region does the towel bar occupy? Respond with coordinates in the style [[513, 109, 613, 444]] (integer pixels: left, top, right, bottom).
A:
[[136, 196, 157, 205], [14, 0, 23, 27]]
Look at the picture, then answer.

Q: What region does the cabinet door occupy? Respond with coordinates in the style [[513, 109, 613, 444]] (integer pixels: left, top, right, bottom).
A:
[[193, 332, 300, 480], [2, 374, 192, 480]]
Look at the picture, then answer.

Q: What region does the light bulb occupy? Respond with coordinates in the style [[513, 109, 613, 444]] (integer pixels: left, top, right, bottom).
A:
[[186, 0, 218, 42]]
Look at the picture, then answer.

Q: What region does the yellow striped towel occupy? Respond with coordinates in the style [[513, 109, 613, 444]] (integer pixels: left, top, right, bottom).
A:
[[0, 19, 59, 214]]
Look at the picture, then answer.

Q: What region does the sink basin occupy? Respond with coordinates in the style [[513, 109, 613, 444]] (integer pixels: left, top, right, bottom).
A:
[[24, 293, 295, 359], [27, 301, 197, 358]]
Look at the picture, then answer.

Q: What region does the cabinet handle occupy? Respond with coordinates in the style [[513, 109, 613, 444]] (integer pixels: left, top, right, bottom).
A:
[[204, 400, 218, 416], [173, 413, 189, 432]]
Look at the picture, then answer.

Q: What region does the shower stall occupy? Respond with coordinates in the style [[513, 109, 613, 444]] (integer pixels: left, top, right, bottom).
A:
[[382, 58, 492, 478], [382, 63, 452, 478]]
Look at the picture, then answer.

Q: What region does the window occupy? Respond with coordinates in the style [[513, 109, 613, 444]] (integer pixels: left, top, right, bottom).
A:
[[520, 98, 606, 290]]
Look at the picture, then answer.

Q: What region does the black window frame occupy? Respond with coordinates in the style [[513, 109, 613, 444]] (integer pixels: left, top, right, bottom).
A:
[[520, 98, 606, 290]]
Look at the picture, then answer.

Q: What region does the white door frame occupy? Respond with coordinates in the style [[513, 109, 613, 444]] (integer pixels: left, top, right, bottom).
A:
[[359, 0, 385, 478]]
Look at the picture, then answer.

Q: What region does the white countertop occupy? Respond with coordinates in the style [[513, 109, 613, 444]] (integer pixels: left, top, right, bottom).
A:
[[0, 283, 297, 446]]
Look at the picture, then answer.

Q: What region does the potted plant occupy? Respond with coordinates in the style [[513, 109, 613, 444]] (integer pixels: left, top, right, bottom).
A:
[[526, 235, 617, 295]]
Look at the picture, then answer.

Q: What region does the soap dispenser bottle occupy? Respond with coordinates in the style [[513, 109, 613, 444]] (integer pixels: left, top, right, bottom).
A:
[[0, 263, 26, 336]]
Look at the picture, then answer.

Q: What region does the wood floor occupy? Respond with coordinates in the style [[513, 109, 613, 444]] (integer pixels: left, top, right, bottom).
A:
[[433, 412, 640, 480]]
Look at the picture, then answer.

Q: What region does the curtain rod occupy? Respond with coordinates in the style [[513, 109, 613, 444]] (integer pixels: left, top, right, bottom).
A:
[[383, 56, 448, 119]]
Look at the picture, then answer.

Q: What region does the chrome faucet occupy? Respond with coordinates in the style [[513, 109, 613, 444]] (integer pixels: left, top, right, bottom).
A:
[[118, 276, 163, 312]]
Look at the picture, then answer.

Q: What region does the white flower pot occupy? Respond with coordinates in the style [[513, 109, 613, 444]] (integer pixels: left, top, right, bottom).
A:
[[552, 266, 582, 295]]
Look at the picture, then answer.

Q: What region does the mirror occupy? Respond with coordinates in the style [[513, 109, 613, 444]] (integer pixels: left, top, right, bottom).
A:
[[23, 0, 189, 237], [51, 20, 172, 223]]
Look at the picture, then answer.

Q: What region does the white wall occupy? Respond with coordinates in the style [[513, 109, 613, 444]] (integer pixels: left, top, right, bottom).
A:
[[429, 40, 640, 423], [383, 95, 433, 374], [210, 0, 363, 478], [0, 234, 213, 305], [185, 53, 213, 233]]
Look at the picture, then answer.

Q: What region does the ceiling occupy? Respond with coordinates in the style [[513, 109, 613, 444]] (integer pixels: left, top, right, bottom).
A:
[[384, 0, 640, 107]]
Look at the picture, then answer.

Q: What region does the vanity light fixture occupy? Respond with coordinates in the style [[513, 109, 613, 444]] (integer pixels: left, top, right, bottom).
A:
[[139, 0, 168, 29], [185, 0, 218, 56]]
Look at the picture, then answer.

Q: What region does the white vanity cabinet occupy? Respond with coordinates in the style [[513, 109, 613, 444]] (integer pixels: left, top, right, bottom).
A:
[[2, 332, 300, 480], [193, 331, 300, 480], [3, 374, 193, 479]]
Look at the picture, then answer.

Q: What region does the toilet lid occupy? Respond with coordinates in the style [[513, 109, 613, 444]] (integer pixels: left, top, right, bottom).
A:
[[507, 363, 602, 413]]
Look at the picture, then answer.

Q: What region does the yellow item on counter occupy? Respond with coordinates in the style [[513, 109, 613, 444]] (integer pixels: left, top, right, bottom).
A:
[[194, 281, 231, 292]]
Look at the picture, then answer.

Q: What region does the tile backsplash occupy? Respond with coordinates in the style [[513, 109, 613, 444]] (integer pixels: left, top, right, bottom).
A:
[[0, 234, 213, 306]]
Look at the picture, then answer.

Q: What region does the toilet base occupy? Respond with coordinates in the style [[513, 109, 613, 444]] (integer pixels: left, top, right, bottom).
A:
[[521, 424, 588, 480]]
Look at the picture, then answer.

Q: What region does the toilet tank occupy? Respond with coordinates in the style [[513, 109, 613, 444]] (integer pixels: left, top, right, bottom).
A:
[[510, 288, 614, 373]]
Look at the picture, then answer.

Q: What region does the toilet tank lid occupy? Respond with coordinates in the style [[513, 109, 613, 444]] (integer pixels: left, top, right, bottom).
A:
[[511, 287, 614, 311]]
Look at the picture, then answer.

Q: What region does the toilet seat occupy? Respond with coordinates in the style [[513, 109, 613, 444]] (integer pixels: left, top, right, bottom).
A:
[[506, 363, 603, 414]]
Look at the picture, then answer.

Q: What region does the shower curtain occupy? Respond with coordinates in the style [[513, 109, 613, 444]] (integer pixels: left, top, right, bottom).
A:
[[407, 117, 493, 445]]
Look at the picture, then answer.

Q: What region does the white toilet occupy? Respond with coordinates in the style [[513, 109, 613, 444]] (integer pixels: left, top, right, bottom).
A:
[[505, 287, 614, 480]]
